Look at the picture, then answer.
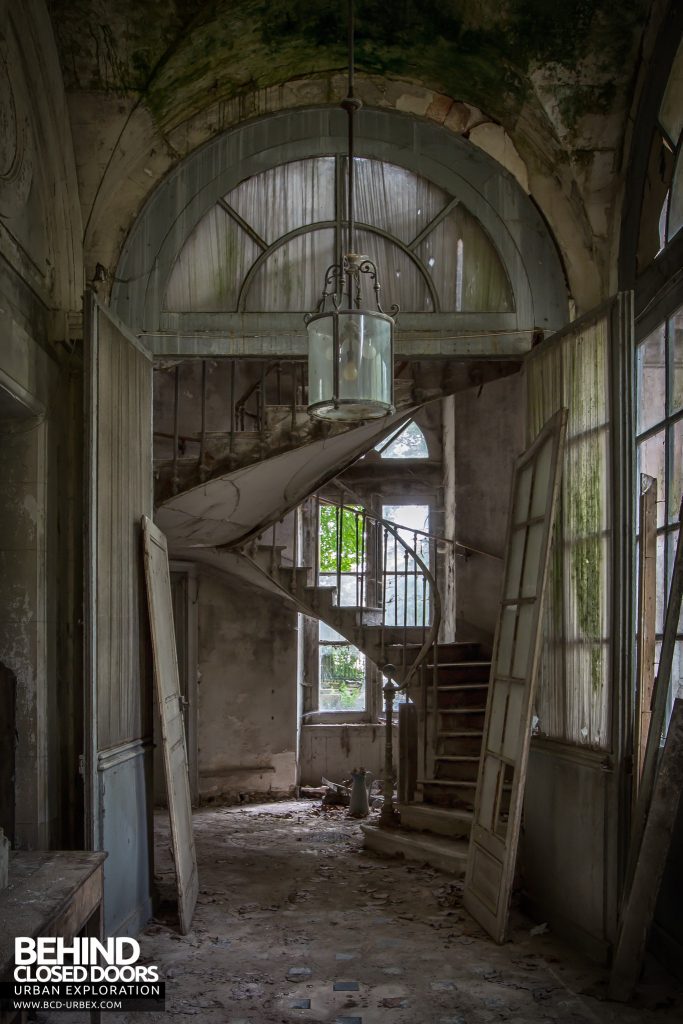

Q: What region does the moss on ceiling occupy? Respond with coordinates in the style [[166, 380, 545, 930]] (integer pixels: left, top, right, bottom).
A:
[[49, 0, 648, 135]]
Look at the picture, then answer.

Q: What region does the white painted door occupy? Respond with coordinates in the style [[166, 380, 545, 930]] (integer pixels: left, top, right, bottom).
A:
[[464, 408, 567, 943], [142, 515, 198, 934]]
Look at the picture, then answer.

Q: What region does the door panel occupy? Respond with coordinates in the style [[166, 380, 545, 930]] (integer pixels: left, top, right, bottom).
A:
[[142, 516, 198, 934], [84, 290, 153, 936], [464, 408, 567, 943]]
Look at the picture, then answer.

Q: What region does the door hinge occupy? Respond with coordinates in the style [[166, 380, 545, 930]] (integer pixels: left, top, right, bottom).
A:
[[78, 754, 85, 777]]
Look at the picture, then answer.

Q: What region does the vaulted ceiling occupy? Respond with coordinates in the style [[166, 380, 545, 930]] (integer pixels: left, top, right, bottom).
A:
[[50, 0, 646, 147], [47, 0, 655, 308]]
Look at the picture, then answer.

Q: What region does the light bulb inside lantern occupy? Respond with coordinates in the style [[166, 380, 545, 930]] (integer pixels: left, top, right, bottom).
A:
[[342, 344, 359, 381]]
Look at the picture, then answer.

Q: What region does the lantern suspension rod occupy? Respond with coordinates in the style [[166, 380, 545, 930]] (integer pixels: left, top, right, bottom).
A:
[[342, 0, 362, 308], [347, 0, 355, 257]]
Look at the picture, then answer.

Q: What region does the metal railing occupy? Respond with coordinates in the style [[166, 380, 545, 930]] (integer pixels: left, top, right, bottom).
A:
[[313, 496, 443, 825], [315, 497, 441, 677], [155, 359, 307, 493]]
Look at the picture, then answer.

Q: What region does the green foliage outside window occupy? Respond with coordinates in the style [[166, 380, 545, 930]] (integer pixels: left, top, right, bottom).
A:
[[319, 504, 363, 573], [319, 643, 365, 711]]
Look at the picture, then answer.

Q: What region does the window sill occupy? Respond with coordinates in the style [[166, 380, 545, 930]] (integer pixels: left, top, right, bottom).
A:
[[302, 714, 385, 727], [302, 716, 398, 728]]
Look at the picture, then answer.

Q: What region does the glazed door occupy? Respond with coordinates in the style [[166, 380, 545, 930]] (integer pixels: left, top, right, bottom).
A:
[[463, 408, 567, 943]]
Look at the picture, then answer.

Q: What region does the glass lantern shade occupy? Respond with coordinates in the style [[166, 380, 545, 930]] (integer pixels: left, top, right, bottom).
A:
[[307, 309, 394, 421]]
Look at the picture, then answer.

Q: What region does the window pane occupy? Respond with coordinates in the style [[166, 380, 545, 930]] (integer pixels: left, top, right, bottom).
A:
[[352, 228, 432, 312], [382, 504, 429, 534], [351, 158, 449, 244], [382, 504, 430, 626], [164, 206, 260, 311], [671, 308, 683, 415], [636, 324, 666, 433], [319, 643, 365, 711], [667, 530, 683, 639], [244, 229, 336, 311], [319, 621, 345, 642], [668, 146, 683, 241], [319, 505, 364, 573], [377, 420, 429, 458], [668, 641, 683, 733], [671, 419, 683, 525], [637, 430, 667, 528], [659, 37, 683, 143], [226, 158, 335, 244], [416, 204, 514, 312]]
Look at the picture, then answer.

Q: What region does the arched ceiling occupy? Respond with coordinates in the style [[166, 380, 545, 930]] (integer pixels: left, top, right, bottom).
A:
[[51, 0, 646, 138], [50, 0, 654, 310]]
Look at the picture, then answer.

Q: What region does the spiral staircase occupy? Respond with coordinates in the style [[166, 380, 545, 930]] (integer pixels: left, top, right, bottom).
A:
[[152, 359, 507, 874]]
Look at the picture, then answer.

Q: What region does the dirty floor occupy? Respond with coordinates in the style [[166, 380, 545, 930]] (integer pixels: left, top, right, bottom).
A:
[[48, 800, 682, 1023]]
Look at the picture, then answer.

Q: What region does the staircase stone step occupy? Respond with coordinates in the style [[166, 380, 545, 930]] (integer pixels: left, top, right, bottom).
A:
[[332, 606, 383, 628], [360, 824, 468, 876], [303, 585, 337, 611], [399, 802, 473, 839]]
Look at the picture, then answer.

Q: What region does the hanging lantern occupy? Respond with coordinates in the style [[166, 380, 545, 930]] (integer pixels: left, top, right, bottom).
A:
[[305, 1, 397, 422], [306, 254, 396, 421]]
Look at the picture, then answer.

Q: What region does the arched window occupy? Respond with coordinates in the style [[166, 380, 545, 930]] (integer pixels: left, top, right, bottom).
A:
[[113, 108, 568, 354], [164, 157, 514, 315], [374, 419, 429, 459]]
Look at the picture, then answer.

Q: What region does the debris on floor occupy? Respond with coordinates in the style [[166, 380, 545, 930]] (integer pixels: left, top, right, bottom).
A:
[[40, 800, 681, 1024]]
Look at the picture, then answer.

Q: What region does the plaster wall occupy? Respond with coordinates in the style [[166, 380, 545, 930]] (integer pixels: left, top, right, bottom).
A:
[[450, 372, 524, 649], [522, 744, 616, 961], [299, 723, 397, 788], [196, 573, 299, 801], [0, 266, 65, 851], [651, 775, 683, 979]]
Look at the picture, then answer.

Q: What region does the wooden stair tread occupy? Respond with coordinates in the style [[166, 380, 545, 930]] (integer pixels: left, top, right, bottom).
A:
[[428, 660, 491, 668], [418, 778, 477, 788], [439, 706, 488, 714], [435, 755, 480, 763], [438, 730, 484, 738], [437, 683, 489, 691]]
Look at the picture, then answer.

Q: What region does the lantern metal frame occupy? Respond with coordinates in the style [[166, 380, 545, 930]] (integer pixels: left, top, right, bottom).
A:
[[305, 254, 398, 420]]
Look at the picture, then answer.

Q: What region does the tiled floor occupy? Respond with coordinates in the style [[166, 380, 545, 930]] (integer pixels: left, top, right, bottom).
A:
[[44, 800, 682, 1023]]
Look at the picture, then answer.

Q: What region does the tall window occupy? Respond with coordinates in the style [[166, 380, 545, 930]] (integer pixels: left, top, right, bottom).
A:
[[314, 499, 434, 713], [318, 504, 367, 712], [635, 306, 683, 724], [381, 504, 431, 628]]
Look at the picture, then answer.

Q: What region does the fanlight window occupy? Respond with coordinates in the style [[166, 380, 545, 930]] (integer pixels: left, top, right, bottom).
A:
[[375, 420, 429, 459], [164, 157, 514, 315]]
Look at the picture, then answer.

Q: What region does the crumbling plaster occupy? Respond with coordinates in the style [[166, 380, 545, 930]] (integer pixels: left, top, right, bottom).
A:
[[196, 573, 299, 802], [49, 0, 652, 314]]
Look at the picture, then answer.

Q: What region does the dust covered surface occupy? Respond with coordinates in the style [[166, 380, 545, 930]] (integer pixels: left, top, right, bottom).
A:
[[43, 800, 683, 1022]]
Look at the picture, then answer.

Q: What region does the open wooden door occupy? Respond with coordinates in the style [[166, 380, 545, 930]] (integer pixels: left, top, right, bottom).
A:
[[463, 408, 567, 943], [84, 290, 154, 937], [142, 516, 198, 934]]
